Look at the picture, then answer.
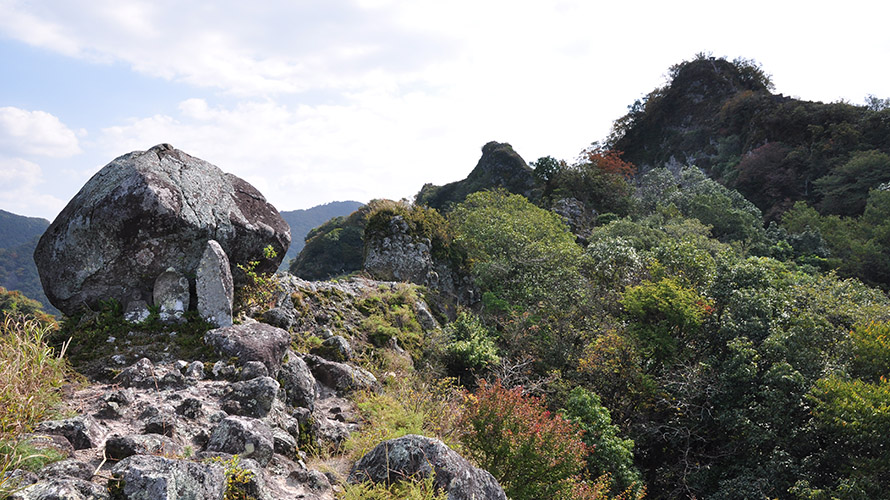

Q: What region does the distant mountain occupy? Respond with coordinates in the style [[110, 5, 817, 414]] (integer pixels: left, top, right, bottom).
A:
[[0, 209, 57, 314], [278, 201, 364, 271]]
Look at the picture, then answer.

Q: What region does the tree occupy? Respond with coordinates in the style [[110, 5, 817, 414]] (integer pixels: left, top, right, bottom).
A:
[[449, 190, 584, 310], [816, 150, 890, 216]]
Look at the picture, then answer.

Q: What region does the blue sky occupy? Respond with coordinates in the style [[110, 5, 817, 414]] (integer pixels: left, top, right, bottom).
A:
[[2, 0, 889, 220]]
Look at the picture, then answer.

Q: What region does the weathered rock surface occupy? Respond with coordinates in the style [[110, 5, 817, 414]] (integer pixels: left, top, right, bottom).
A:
[[206, 416, 275, 466], [364, 215, 436, 284], [204, 321, 291, 378], [303, 354, 378, 394], [35, 415, 104, 451], [362, 212, 476, 305], [278, 351, 318, 411], [196, 240, 234, 327], [109, 454, 226, 500], [153, 268, 190, 322], [221, 376, 280, 418], [34, 143, 290, 316], [10, 477, 109, 500], [349, 434, 507, 500], [105, 433, 183, 461]]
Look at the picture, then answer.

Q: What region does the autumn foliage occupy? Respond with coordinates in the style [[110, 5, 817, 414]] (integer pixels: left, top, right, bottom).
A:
[[459, 380, 589, 500], [583, 147, 637, 178]]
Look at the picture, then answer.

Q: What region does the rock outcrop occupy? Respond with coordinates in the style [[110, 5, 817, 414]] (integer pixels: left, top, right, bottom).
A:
[[415, 141, 538, 211], [34, 144, 290, 316], [349, 434, 507, 500]]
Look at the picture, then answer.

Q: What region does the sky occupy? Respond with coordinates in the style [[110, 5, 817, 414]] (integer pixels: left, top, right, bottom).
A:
[[1, 1, 889, 221]]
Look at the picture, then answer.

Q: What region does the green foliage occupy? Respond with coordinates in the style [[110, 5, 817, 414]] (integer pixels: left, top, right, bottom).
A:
[[0, 316, 73, 437], [364, 200, 460, 266], [782, 192, 890, 288], [234, 245, 280, 316], [339, 473, 448, 500], [816, 150, 890, 216], [848, 322, 890, 381], [621, 277, 712, 370], [203, 455, 256, 500], [637, 166, 767, 248], [289, 205, 370, 280], [0, 315, 73, 497], [561, 387, 642, 495], [0, 287, 55, 325], [450, 189, 584, 309], [807, 376, 890, 496], [357, 284, 425, 361], [51, 299, 216, 377], [278, 201, 363, 271], [545, 157, 635, 216], [345, 377, 465, 459], [443, 311, 499, 382], [459, 380, 589, 500]]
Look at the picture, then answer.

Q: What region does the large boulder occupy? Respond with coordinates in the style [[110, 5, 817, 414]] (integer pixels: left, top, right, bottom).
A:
[[349, 434, 506, 500], [34, 144, 290, 316]]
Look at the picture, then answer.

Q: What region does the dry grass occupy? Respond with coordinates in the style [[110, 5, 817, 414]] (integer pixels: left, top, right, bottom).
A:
[[0, 314, 76, 495]]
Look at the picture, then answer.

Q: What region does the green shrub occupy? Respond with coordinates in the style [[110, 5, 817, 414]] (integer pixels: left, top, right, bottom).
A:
[[443, 311, 499, 382], [561, 387, 642, 495]]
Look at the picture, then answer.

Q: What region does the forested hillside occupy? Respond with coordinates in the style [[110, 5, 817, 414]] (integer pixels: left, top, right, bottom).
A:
[[278, 201, 363, 271], [281, 57, 890, 497], [608, 55, 890, 292], [0, 210, 55, 313]]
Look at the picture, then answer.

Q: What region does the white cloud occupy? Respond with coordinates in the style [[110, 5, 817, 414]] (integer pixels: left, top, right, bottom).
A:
[[0, 157, 66, 218], [0, 107, 82, 158]]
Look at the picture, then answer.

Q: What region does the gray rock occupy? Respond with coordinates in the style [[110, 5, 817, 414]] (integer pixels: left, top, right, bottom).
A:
[[143, 411, 177, 437], [312, 412, 351, 447], [34, 143, 290, 316], [271, 427, 297, 458], [105, 433, 183, 461], [37, 459, 93, 481], [364, 215, 436, 284], [206, 416, 275, 466], [10, 477, 109, 500], [109, 454, 225, 500], [153, 268, 190, 322], [415, 300, 440, 331], [176, 398, 204, 419], [288, 467, 332, 494], [114, 358, 156, 389], [221, 376, 279, 418], [35, 415, 103, 450], [349, 434, 506, 500], [15, 434, 74, 459], [204, 322, 291, 378], [184, 361, 205, 380], [303, 354, 377, 394], [277, 351, 318, 411], [311, 335, 353, 362], [196, 240, 234, 327], [210, 360, 237, 380], [241, 360, 269, 380], [123, 299, 150, 323]]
